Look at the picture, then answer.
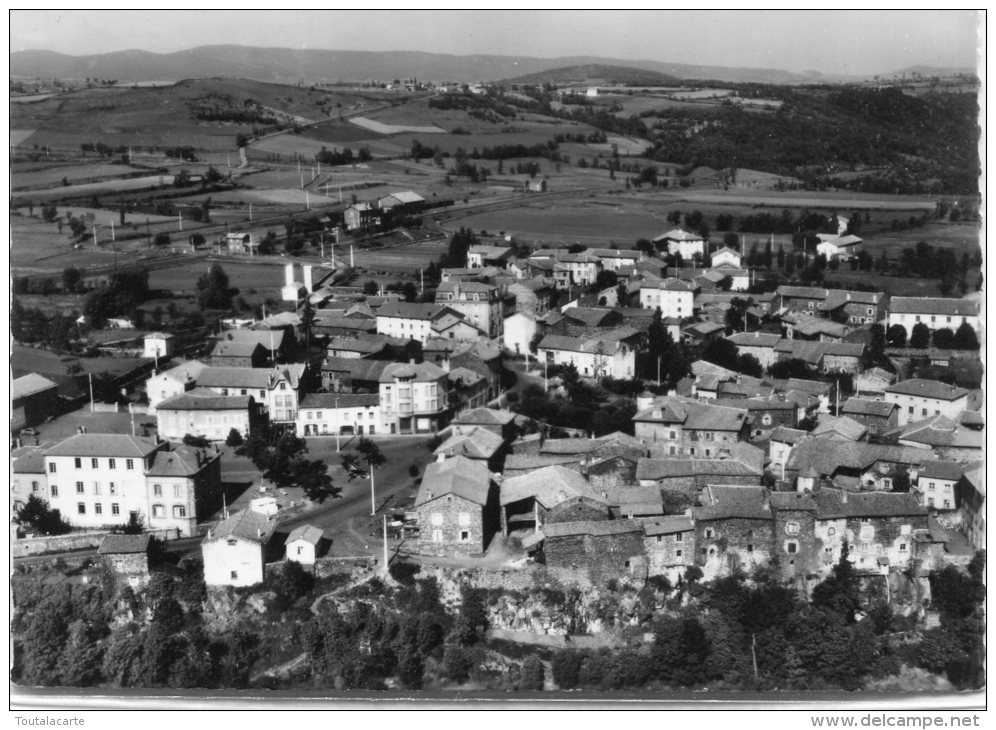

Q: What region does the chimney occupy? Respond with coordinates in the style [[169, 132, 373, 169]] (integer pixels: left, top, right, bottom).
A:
[[441, 355, 451, 373], [436, 452, 446, 463]]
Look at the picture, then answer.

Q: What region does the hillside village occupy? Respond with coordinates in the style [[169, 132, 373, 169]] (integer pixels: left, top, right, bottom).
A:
[[13, 219, 984, 589]]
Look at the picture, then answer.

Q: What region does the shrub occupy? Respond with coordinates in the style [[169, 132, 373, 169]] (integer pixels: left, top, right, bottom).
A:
[[389, 561, 421, 586]]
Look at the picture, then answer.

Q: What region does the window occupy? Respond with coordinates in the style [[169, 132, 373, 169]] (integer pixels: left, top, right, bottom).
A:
[[111, 503, 119, 515], [279, 382, 287, 391], [76, 481, 84, 494], [432, 530, 443, 543], [108, 459, 116, 470], [656, 536, 662, 544], [746, 544, 753, 553], [785, 522, 800, 536], [431, 513, 443, 526], [109, 482, 117, 495], [762, 414, 772, 426], [908, 406, 914, 414], [705, 528, 714, 539], [676, 550, 682, 557], [74, 458, 82, 469], [126, 459, 134, 470], [828, 527, 835, 536], [899, 543, 907, 552], [231, 571, 238, 580], [173, 484, 182, 498], [95, 503, 103, 515], [786, 542, 797, 554], [458, 513, 471, 527], [154, 484, 162, 497], [93, 482, 101, 495], [944, 500, 951, 509], [51, 485, 58, 497], [676, 533, 682, 542], [227, 537, 238, 546], [861, 542, 870, 552], [48, 463, 56, 473], [259, 390, 266, 399], [152, 504, 165, 518], [91, 458, 99, 469], [460, 530, 470, 542], [31, 481, 39, 493], [174, 505, 187, 518], [78, 503, 86, 514], [928, 482, 936, 490], [669, 430, 677, 440], [241, 389, 247, 396]]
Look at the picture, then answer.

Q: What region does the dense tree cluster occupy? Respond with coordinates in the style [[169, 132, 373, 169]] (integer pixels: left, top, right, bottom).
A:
[[237, 422, 339, 503]]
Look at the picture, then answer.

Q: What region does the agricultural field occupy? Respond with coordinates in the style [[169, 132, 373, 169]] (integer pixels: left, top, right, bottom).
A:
[[11, 162, 145, 190], [349, 116, 445, 135], [10, 174, 176, 201], [10, 128, 36, 146], [350, 239, 449, 276], [667, 189, 937, 212], [250, 134, 347, 159]]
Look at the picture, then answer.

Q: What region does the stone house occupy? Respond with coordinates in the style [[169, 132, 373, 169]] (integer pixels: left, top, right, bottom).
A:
[[415, 456, 497, 557], [449, 407, 517, 442], [433, 426, 506, 472], [98, 534, 152, 587], [768, 426, 809, 469], [295, 393, 382, 437], [499, 465, 609, 537], [633, 396, 750, 455], [209, 340, 268, 368], [508, 278, 555, 316], [585, 455, 640, 491], [540, 520, 647, 581], [693, 485, 774, 581], [600, 484, 664, 519], [914, 460, 963, 512], [956, 461, 985, 551], [643, 516, 696, 583], [768, 491, 820, 581], [653, 229, 707, 259], [840, 398, 899, 437]]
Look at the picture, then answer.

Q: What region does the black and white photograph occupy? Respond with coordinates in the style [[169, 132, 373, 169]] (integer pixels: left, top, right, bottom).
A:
[[8, 8, 985, 718]]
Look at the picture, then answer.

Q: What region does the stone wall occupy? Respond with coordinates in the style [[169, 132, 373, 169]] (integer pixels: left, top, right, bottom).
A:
[[695, 517, 774, 581], [416, 492, 489, 557], [544, 529, 646, 584], [12, 527, 179, 558], [587, 457, 637, 489], [543, 497, 610, 525], [644, 531, 695, 579], [772, 507, 819, 581]]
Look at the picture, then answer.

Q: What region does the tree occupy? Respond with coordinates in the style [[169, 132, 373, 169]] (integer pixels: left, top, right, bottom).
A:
[[265, 560, 315, 611], [173, 169, 191, 188], [519, 654, 545, 690], [952, 322, 979, 350], [867, 323, 886, 362], [16, 495, 72, 535], [62, 266, 84, 293], [225, 428, 244, 447], [363, 280, 379, 296], [736, 353, 763, 378], [886, 324, 907, 348], [196, 264, 232, 310], [702, 338, 739, 371], [909, 323, 931, 349], [153, 232, 171, 247], [182, 434, 211, 448], [299, 299, 316, 351], [811, 542, 860, 623], [343, 437, 386, 513], [932, 328, 955, 349]]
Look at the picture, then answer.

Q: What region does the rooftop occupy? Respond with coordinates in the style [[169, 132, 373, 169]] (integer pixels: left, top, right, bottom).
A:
[[642, 515, 695, 536], [452, 407, 517, 426], [299, 392, 380, 409], [841, 398, 898, 418], [98, 534, 151, 555], [541, 519, 644, 538], [12, 373, 59, 400], [885, 378, 969, 401], [889, 297, 979, 317], [434, 427, 505, 460], [416, 455, 492, 507], [500, 465, 606, 508], [694, 485, 771, 521], [653, 228, 705, 243], [380, 360, 447, 383], [205, 509, 276, 544], [157, 389, 253, 411], [813, 488, 927, 519], [46, 434, 161, 459], [287, 524, 325, 545]]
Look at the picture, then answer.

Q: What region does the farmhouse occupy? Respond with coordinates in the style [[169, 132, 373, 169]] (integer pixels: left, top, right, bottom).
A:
[[728, 332, 782, 368], [887, 297, 980, 333], [883, 378, 969, 426], [840, 398, 899, 436], [376, 302, 468, 344], [539, 520, 646, 579], [156, 390, 258, 442], [500, 465, 610, 537], [343, 202, 380, 230], [710, 246, 742, 268], [377, 190, 425, 211], [913, 460, 963, 511], [143, 332, 176, 360], [508, 278, 556, 316], [633, 396, 750, 455], [415, 455, 496, 557], [467, 244, 515, 269], [643, 516, 696, 582], [653, 229, 707, 259]]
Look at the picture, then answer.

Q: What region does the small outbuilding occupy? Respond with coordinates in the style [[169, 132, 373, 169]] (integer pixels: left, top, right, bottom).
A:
[[98, 534, 152, 586], [285, 524, 326, 566]]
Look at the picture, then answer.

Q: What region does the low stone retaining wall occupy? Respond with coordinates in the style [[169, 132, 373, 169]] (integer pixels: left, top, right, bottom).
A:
[[13, 527, 180, 558]]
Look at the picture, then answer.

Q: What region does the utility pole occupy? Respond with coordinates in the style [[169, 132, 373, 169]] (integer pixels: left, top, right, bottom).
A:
[[382, 514, 389, 574], [110, 219, 115, 242], [370, 464, 377, 516], [657, 356, 661, 387], [178, 212, 183, 232], [92, 224, 97, 247], [249, 202, 253, 221], [334, 396, 341, 453], [88, 373, 95, 412]]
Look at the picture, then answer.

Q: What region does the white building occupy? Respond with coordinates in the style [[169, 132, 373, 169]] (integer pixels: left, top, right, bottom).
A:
[[379, 361, 450, 434], [34, 434, 220, 537], [639, 279, 696, 319], [653, 229, 707, 260], [285, 524, 324, 566], [815, 234, 862, 260], [503, 311, 538, 357], [914, 461, 963, 511], [143, 332, 176, 360], [710, 247, 742, 268], [588, 248, 646, 272], [156, 390, 256, 442], [202, 508, 276, 587], [376, 302, 466, 344], [883, 378, 970, 427], [537, 334, 636, 379], [295, 393, 382, 437], [887, 297, 981, 334]]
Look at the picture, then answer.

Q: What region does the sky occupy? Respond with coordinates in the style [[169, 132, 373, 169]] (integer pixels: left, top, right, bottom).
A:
[[9, 9, 983, 77]]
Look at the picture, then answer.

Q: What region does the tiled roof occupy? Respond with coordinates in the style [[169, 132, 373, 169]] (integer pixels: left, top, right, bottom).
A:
[[46, 434, 160, 458], [299, 393, 380, 409], [436, 280, 499, 294], [769, 426, 809, 444], [589, 248, 642, 259], [158, 389, 253, 411], [382, 190, 425, 204], [379, 361, 446, 383], [147, 445, 216, 476], [376, 302, 451, 321], [813, 488, 926, 519], [642, 515, 694, 536], [500, 465, 606, 508], [12, 448, 47, 473], [885, 378, 969, 401], [792, 318, 851, 337], [218, 329, 285, 349], [538, 334, 625, 356], [453, 407, 516, 426], [12, 373, 58, 400], [653, 228, 705, 243], [812, 415, 868, 442], [769, 491, 817, 512], [889, 297, 979, 317], [841, 398, 898, 418], [694, 485, 771, 521], [448, 367, 486, 387], [206, 509, 276, 544], [777, 286, 829, 300], [503, 454, 582, 473], [541, 520, 643, 538], [729, 332, 781, 348], [196, 364, 306, 390], [562, 307, 620, 326], [918, 460, 965, 481], [786, 440, 928, 475], [322, 357, 392, 382], [600, 485, 663, 506], [157, 360, 208, 384], [434, 427, 505, 460], [287, 525, 325, 545], [637, 455, 762, 481], [898, 416, 983, 449], [634, 397, 748, 432], [416, 455, 492, 507], [819, 290, 882, 311], [98, 534, 151, 555]]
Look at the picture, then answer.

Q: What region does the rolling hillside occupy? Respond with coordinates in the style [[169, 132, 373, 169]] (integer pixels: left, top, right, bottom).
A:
[[10, 45, 862, 85]]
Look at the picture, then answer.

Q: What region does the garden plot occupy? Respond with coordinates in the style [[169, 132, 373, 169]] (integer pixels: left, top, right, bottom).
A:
[[349, 116, 446, 135], [10, 129, 36, 147]]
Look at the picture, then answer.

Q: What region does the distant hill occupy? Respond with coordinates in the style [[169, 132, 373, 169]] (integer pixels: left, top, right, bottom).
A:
[[502, 64, 679, 86], [883, 65, 978, 78], [9, 45, 863, 85]]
